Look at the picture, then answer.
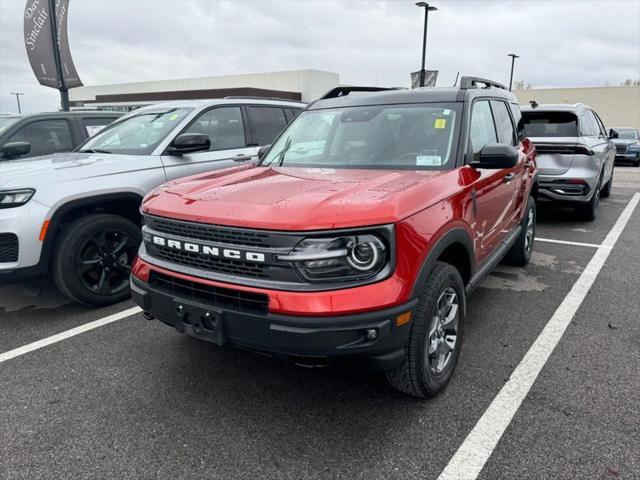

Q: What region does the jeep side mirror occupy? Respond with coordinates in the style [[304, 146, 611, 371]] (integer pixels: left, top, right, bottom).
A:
[[471, 143, 519, 169], [166, 133, 210, 156], [257, 144, 271, 160], [1, 141, 31, 158], [609, 128, 619, 139]]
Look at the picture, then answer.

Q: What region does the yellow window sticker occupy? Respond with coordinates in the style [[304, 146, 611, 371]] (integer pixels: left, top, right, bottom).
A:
[[169, 114, 179, 120], [434, 118, 446, 129]]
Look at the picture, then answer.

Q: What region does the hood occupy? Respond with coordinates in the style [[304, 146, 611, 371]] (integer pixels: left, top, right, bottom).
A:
[[528, 136, 577, 176], [143, 165, 457, 230], [0, 152, 148, 189], [612, 138, 639, 146]]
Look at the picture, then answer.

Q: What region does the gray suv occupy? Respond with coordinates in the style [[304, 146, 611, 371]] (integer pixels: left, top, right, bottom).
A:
[[521, 103, 616, 220], [0, 98, 303, 305]]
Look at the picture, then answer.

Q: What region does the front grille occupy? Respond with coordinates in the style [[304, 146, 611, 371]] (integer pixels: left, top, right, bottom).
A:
[[0, 233, 18, 263], [145, 215, 270, 247], [615, 144, 627, 154], [152, 246, 269, 278], [150, 271, 268, 315]]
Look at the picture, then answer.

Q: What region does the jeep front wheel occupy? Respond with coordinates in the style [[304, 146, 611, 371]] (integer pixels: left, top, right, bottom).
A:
[[386, 262, 465, 398], [52, 214, 141, 306]]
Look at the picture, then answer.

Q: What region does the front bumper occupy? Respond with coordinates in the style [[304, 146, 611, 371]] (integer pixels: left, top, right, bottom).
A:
[[615, 152, 639, 163], [131, 274, 416, 371]]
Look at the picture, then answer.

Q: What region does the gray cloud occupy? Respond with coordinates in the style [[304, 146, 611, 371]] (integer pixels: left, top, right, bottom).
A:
[[1, 0, 639, 113]]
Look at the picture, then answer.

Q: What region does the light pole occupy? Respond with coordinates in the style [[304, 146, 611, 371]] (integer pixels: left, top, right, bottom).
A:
[[508, 53, 520, 91], [10, 92, 24, 114], [415, 2, 437, 87]]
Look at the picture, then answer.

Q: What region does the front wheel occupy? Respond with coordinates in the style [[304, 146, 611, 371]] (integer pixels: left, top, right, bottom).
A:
[[386, 262, 465, 398], [52, 214, 141, 306]]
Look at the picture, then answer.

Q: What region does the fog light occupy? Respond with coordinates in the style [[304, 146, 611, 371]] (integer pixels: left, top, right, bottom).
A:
[[365, 329, 378, 341]]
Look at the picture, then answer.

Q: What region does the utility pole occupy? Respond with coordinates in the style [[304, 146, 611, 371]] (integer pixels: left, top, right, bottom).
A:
[[48, 0, 69, 110], [508, 53, 520, 91], [10, 92, 24, 113], [415, 2, 437, 87]]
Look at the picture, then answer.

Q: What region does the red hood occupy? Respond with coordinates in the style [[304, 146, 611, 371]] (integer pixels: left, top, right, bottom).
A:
[[143, 165, 458, 230]]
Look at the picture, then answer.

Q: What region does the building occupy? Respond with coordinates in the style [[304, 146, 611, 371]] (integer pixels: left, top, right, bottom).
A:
[[514, 85, 640, 130], [69, 69, 340, 111]]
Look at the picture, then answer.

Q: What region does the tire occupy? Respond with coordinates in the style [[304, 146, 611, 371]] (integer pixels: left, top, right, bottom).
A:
[[386, 262, 465, 398], [504, 196, 536, 267], [52, 214, 141, 306], [601, 166, 613, 198], [575, 177, 600, 221]]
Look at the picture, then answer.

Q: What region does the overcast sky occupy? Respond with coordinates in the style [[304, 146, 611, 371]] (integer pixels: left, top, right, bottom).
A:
[[1, 0, 639, 113]]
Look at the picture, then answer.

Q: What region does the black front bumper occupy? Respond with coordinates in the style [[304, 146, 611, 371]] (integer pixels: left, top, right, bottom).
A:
[[131, 275, 416, 372]]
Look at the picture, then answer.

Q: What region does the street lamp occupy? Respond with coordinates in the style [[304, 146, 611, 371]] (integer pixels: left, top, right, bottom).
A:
[[508, 53, 520, 91], [10, 92, 24, 114], [415, 2, 437, 87]]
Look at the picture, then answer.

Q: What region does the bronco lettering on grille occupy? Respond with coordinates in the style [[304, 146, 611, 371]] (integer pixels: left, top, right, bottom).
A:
[[151, 235, 266, 263]]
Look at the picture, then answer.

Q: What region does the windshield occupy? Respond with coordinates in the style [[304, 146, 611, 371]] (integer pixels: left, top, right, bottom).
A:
[[522, 111, 578, 138], [260, 103, 460, 170], [78, 108, 192, 155], [0, 116, 21, 134], [617, 129, 639, 140]]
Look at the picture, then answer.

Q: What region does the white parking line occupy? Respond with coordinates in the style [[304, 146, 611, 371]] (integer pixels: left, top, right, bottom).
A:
[[438, 192, 640, 480], [0, 306, 141, 364], [536, 237, 605, 249]]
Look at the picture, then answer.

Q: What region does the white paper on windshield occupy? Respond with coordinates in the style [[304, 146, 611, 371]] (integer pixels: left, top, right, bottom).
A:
[[416, 155, 442, 166], [85, 125, 106, 137]]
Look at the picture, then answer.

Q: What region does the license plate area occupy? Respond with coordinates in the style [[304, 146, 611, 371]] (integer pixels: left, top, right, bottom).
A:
[[172, 299, 226, 345]]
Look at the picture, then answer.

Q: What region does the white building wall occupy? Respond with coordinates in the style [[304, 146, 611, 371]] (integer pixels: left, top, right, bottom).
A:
[[69, 69, 340, 104], [514, 86, 640, 130]]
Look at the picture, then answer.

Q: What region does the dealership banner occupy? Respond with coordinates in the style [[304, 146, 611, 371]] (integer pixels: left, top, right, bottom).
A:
[[23, 0, 82, 89]]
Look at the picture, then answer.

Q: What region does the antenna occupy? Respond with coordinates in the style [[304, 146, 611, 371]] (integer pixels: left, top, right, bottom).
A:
[[453, 72, 460, 87]]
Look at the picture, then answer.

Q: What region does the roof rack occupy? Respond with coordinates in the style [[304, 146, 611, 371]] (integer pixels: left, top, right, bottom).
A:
[[319, 86, 403, 100], [459, 76, 506, 90], [223, 96, 306, 104]]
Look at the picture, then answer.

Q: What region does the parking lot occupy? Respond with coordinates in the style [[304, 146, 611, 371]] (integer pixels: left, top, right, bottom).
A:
[[1, 167, 638, 480]]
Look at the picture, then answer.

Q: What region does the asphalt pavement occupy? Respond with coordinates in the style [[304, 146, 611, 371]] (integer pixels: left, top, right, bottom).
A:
[[1, 167, 639, 480]]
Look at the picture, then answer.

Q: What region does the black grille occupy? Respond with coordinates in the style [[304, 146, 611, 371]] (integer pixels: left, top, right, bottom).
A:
[[0, 233, 18, 263], [151, 245, 269, 278], [145, 215, 270, 247], [149, 271, 268, 315], [615, 144, 627, 154]]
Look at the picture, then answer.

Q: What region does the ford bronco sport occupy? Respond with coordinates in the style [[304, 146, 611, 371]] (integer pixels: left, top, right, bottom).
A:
[[131, 78, 538, 397]]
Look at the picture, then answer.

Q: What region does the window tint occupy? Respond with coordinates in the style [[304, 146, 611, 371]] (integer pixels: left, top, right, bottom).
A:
[[510, 103, 526, 141], [249, 106, 288, 145], [491, 101, 516, 145], [581, 112, 600, 137], [82, 117, 117, 137], [185, 107, 245, 150], [522, 111, 578, 137], [469, 101, 498, 158], [4, 119, 73, 158]]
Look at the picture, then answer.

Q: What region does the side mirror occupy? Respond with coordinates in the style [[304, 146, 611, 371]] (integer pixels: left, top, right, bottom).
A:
[[609, 128, 619, 139], [2, 141, 31, 158], [166, 133, 210, 156], [471, 143, 518, 169], [257, 144, 271, 160]]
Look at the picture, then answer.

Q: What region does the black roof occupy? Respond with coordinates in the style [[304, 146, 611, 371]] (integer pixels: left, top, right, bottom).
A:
[[309, 78, 517, 110]]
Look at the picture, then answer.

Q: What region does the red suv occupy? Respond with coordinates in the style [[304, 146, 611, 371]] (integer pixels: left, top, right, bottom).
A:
[[131, 78, 538, 398]]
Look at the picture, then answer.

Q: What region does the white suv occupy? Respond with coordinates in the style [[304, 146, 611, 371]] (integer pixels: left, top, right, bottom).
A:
[[0, 98, 303, 305]]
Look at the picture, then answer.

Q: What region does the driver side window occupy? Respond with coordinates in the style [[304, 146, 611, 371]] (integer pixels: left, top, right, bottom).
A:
[[184, 107, 245, 151], [469, 101, 498, 161]]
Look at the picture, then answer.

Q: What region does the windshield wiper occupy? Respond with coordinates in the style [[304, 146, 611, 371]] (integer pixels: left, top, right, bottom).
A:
[[275, 137, 293, 167], [79, 148, 112, 154]]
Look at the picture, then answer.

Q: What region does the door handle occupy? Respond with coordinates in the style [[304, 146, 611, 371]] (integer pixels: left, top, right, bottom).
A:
[[233, 154, 253, 162], [503, 173, 515, 183]]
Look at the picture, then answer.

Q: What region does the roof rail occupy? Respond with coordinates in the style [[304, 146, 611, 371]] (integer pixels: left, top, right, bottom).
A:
[[459, 76, 507, 90], [223, 96, 306, 104], [319, 86, 403, 100]]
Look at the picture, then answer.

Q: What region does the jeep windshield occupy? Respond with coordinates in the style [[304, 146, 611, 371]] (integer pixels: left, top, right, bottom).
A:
[[78, 108, 192, 155], [260, 103, 461, 170]]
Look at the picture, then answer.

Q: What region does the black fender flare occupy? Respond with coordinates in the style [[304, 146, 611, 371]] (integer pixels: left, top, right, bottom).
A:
[[409, 227, 475, 299]]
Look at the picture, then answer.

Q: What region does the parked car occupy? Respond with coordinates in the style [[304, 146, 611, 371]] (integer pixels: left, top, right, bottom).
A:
[[521, 103, 616, 220], [0, 111, 121, 161], [0, 98, 304, 305], [611, 127, 640, 166], [131, 77, 538, 398]]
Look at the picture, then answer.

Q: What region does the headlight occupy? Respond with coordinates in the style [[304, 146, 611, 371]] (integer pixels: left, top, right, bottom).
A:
[[628, 143, 640, 151], [278, 233, 389, 282], [0, 189, 35, 208]]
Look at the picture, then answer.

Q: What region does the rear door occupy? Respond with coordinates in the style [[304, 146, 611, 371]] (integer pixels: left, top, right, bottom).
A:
[[161, 105, 257, 181], [592, 111, 615, 183], [580, 110, 609, 184], [246, 105, 289, 146], [467, 99, 517, 263]]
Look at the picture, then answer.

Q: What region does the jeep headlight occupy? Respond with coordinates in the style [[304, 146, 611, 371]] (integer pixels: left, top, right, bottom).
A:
[[279, 233, 388, 282], [0, 189, 35, 208]]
